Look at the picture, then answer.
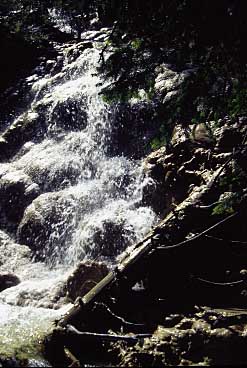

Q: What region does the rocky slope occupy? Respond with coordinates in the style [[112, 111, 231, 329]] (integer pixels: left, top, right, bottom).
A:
[[106, 116, 247, 366]]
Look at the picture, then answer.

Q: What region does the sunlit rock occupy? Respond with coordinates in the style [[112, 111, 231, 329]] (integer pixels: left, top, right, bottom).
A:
[[0, 111, 46, 161], [171, 124, 192, 148], [192, 122, 215, 146], [155, 64, 197, 104]]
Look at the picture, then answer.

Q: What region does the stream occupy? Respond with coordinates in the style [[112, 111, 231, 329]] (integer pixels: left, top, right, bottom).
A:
[[0, 30, 157, 362]]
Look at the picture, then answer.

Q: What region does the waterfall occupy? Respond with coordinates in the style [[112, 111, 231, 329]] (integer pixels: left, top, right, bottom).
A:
[[0, 31, 157, 360]]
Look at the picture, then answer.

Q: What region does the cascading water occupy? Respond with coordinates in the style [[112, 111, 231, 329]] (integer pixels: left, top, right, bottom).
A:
[[0, 31, 157, 361]]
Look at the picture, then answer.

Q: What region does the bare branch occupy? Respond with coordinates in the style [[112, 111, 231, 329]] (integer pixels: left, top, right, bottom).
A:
[[157, 212, 237, 251], [94, 301, 145, 327], [204, 234, 247, 245], [191, 276, 243, 287], [65, 324, 151, 342]]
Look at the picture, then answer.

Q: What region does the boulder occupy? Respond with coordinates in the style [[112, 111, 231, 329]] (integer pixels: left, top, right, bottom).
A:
[[192, 123, 215, 146], [0, 230, 31, 274], [17, 191, 77, 260], [171, 124, 192, 149], [85, 220, 135, 259], [0, 273, 20, 292], [0, 167, 40, 228], [64, 41, 93, 65], [215, 126, 242, 152], [66, 261, 109, 301], [0, 111, 46, 161], [47, 97, 87, 133], [154, 64, 197, 103], [14, 137, 86, 192], [143, 147, 167, 170], [143, 149, 171, 214]]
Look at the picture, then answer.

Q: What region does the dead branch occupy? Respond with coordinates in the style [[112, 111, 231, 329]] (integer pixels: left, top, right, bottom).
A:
[[94, 301, 145, 327], [99, 21, 119, 65], [65, 324, 151, 342], [192, 276, 243, 287], [157, 212, 237, 251], [204, 234, 247, 245]]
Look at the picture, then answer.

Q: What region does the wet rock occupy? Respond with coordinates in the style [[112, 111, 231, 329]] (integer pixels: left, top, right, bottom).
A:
[[142, 179, 168, 215], [13, 137, 87, 192], [17, 191, 77, 260], [144, 147, 167, 166], [0, 230, 31, 274], [0, 168, 40, 228], [47, 97, 87, 133], [143, 134, 206, 214], [86, 220, 135, 259], [109, 101, 161, 159], [0, 112, 46, 161], [66, 261, 109, 301], [0, 357, 21, 367], [0, 273, 20, 292], [7, 276, 68, 310], [163, 314, 184, 327], [175, 317, 194, 330], [143, 147, 175, 214], [64, 41, 93, 64]]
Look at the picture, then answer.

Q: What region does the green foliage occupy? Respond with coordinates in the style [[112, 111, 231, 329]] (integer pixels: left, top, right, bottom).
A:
[[0, 0, 53, 47], [228, 88, 247, 117], [219, 165, 247, 193], [212, 200, 235, 216], [150, 124, 171, 151], [150, 136, 166, 151], [212, 168, 247, 216], [131, 38, 142, 50]]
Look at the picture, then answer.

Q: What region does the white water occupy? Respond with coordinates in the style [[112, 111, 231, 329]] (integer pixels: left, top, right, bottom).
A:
[[0, 35, 157, 359]]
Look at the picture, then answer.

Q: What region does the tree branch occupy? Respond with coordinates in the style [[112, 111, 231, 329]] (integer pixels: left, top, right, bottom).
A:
[[191, 276, 243, 287], [204, 234, 247, 245], [157, 212, 237, 251], [65, 324, 151, 342]]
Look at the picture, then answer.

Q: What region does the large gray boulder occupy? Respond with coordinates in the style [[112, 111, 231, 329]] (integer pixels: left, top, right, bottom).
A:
[[0, 167, 40, 228], [17, 191, 77, 260]]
